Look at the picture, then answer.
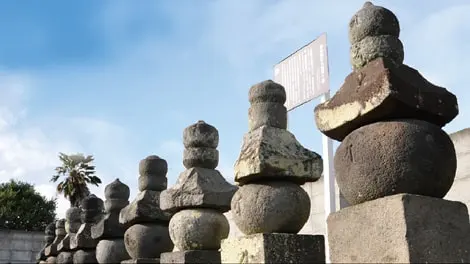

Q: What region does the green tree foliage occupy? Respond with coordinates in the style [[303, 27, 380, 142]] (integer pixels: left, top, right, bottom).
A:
[[0, 180, 57, 231], [50, 153, 102, 207]]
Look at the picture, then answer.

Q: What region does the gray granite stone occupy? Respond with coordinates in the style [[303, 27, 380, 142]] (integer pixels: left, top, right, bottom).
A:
[[328, 194, 470, 263], [183, 120, 219, 149], [119, 190, 171, 228], [160, 167, 237, 213], [160, 250, 221, 264], [221, 233, 325, 264]]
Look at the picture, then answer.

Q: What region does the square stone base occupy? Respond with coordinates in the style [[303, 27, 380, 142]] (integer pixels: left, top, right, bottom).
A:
[[122, 258, 159, 264], [160, 250, 220, 264], [221, 233, 325, 263], [328, 194, 470, 263]]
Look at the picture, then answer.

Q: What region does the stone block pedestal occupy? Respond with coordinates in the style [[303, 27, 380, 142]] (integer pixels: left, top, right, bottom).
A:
[[121, 258, 159, 264], [328, 194, 470, 263], [221, 233, 325, 263], [160, 250, 220, 264]]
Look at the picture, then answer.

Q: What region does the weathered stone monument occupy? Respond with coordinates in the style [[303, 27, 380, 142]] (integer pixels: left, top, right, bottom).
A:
[[160, 120, 237, 264], [221, 80, 325, 263], [314, 2, 470, 262], [57, 207, 82, 264], [92, 179, 130, 263], [70, 194, 104, 264], [37, 221, 56, 264], [119, 155, 173, 264], [44, 219, 66, 263]]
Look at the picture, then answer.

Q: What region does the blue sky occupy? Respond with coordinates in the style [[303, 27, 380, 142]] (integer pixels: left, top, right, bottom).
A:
[[0, 0, 469, 217]]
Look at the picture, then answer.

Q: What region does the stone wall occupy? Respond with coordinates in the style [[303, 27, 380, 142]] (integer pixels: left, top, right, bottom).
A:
[[0, 229, 44, 263], [226, 127, 470, 238]]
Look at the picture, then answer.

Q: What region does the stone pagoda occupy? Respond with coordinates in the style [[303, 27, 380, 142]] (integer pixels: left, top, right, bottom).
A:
[[119, 155, 173, 264], [92, 179, 130, 263], [221, 80, 325, 263], [37, 221, 56, 264], [70, 194, 104, 263], [44, 219, 66, 263], [57, 207, 82, 264], [160, 120, 237, 264], [314, 2, 470, 262]]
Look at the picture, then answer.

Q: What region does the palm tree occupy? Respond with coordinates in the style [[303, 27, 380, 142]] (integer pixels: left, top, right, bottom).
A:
[[50, 153, 102, 207]]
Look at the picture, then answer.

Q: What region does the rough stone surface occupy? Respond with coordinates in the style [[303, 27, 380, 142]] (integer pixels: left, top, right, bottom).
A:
[[138, 175, 167, 192], [123, 224, 173, 259], [95, 239, 129, 264], [38, 222, 56, 262], [73, 249, 97, 264], [119, 190, 171, 227], [314, 58, 459, 141], [335, 119, 456, 205], [160, 167, 237, 213], [169, 209, 229, 251], [71, 195, 103, 250], [349, 2, 400, 44], [139, 155, 168, 177], [350, 35, 404, 70], [56, 251, 73, 264], [328, 194, 470, 263], [248, 80, 286, 104], [160, 250, 221, 264], [231, 181, 310, 234], [234, 126, 323, 184], [249, 102, 287, 131], [183, 147, 219, 169], [121, 259, 159, 264], [183, 120, 219, 148], [221, 233, 325, 264]]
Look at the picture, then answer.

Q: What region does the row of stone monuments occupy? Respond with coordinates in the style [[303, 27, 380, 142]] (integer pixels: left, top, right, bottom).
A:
[[36, 2, 470, 263]]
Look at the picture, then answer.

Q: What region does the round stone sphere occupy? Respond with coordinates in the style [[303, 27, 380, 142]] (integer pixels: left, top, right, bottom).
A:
[[56, 252, 73, 264], [249, 80, 286, 104], [349, 2, 400, 44], [124, 223, 173, 259], [45, 256, 57, 264], [169, 209, 229, 251], [335, 119, 457, 206], [96, 239, 129, 264], [183, 120, 219, 148], [73, 250, 96, 264], [231, 181, 310, 234]]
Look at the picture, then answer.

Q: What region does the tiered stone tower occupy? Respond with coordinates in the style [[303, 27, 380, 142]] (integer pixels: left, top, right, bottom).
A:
[[37, 221, 56, 264], [221, 80, 325, 263], [92, 179, 130, 263], [57, 207, 82, 264], [70, 194, 104, 263], [44, 219, 66, 263], [160, 120, 237, 264], [314, 2, 470, 263], [119, 155, 173, 264]]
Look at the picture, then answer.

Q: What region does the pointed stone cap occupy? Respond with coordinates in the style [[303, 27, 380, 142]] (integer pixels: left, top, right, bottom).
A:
[[65, 207, 81, 234], [160, 167, 238, 213], [234, 126, 323, 185], [349, 1, 400, 44], [105, 178, 130, 200]]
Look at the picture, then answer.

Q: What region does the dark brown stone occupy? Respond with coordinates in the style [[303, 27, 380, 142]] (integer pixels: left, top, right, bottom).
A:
[[335, 119, 456, 205], [160, 250, 221, 264], [314, 58, 459, 141], [328, 194, 470, 263]]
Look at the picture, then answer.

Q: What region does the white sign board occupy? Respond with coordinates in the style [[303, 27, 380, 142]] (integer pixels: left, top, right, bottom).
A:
[[273, 33, 329, 111]]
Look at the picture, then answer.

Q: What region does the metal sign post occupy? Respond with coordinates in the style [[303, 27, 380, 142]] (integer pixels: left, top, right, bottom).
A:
[[273, 33, 335, 263]]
